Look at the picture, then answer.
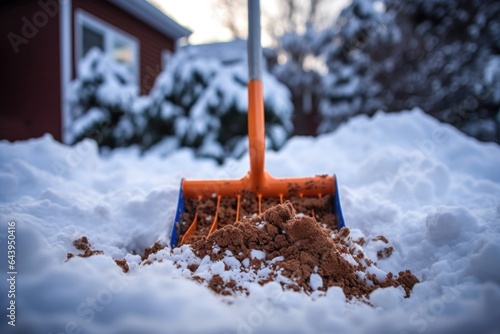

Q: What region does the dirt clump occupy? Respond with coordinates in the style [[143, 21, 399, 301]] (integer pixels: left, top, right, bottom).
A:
[[289, 195, 336, 230], [397, 270, 420, 298], [372, 235, 389, 243], [66, 236, 103, 260], [354, 237, 366, 246], [377, 246, 394, 260], [191, 201, 419, 300], [208, 274, 235, 296], [115, 259, 129, 273], [141, 241, 166, 261], [187, 263, 199, 272], [372, 235, 394, 260]]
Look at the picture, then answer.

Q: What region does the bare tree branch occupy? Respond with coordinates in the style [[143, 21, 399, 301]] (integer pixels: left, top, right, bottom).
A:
[[214, 0, 247, 39]]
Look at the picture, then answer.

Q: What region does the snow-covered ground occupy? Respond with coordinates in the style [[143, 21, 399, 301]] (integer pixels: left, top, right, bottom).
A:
[[1, 109, 499, 334]]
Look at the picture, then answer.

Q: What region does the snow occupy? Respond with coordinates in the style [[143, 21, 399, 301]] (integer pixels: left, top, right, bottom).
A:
[[250, 250, 266, 260], [1, 109, 500, 333], [425, 206, 478, 245], [309, 274, 323, 291], [70, 107, 107, 138]]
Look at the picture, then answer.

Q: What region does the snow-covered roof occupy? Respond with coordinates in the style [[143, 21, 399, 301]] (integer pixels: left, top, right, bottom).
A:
[[182, 39, 248, 64], [181, 39, 275, 65], [108, 0, 191, 39]]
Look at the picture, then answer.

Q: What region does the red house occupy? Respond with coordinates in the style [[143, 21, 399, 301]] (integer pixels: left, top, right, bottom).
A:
[[0, 0, 191, 143]]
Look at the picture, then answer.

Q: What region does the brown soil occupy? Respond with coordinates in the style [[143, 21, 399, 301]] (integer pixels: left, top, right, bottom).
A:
[[354, 237, 366, 246], [67, 236, 130, 273], [377, 246, 394, 260], [66, 236, 103, 259], [115, 259, 129, 273], [187, 263, 199, 272], [289, 195, 336, 230], [260, 197, 281, 213], [181, 197, 218, 244], [178, 193, 336, 245], [207, 275, 245, 296], [141, 241, 166, 261], [239, 191, 259, 218], [218, 197, 238, 229], [208, 275, 234, 296], [372, 235, 394, 260], [191, 201, 419, 300], [397, 270, 420, 298], [372, 235, 389, 243]]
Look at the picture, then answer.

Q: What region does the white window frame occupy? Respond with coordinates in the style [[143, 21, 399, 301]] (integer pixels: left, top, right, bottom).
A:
[[75, 9, 140, 86]]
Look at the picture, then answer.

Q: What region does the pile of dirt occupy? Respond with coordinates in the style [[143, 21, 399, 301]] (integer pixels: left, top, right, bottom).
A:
[[67, 202, 419, 301], [180, 193, 337, 244], [190, 201, 419, 299]]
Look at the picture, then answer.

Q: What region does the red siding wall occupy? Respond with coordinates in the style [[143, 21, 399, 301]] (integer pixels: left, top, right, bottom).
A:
[[0, 0, 176, 142], [0, 0, 61, 141], [73, 0, 175, 95]]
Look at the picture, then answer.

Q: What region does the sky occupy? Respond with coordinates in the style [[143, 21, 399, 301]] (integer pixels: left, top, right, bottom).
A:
[[147, 0, 351, 46], [148, 0, 231, 45]]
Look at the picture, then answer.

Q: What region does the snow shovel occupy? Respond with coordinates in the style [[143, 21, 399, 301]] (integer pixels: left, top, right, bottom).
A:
[[170, 0, 345, 247]]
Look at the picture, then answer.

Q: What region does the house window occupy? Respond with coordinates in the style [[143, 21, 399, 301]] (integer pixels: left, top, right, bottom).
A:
[[75, 10, 139, 84]]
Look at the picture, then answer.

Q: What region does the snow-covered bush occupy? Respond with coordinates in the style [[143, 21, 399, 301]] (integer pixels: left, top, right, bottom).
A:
[[317, 0, 397, 133], [312, 0, 500, 143], [318, 46, 380, 133], [272, 27, 325, 135], [69, 45, 293, 162], [181, 61, 292, 160], [377, 0, 500, 143], [131, 54, 221, 153], [68, 48, 139, 147], [267, 0, 400, 134], [135, 47, 293, 161]]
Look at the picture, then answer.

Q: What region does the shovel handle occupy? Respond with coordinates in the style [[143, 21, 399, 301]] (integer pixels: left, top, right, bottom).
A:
[[247, 0, 265, 191], [248, 0, 262, 81]]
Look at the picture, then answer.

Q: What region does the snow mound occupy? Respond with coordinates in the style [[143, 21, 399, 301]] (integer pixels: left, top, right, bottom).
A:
[[425, 206, 478, 245], [1, 109, 499, 333]]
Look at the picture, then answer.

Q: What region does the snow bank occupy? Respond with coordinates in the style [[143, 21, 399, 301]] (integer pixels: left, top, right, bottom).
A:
[[1, 109, 499, 334]]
